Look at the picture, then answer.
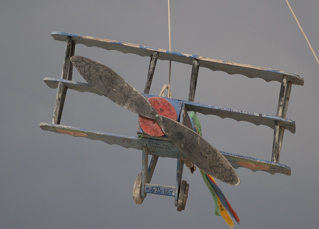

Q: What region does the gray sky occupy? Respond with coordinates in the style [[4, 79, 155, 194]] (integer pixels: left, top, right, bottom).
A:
[[1, 0, 318, 228]]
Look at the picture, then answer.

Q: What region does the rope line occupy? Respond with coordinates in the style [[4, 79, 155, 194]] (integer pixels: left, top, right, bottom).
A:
[[168, 0, 172, 53], [285, 0, 319, 64], [162, 0, 172, 98]]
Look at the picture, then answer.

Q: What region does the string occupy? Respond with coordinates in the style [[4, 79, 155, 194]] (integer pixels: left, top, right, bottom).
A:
[[160, 0, 173, 98], [285, 0, 319, 64]]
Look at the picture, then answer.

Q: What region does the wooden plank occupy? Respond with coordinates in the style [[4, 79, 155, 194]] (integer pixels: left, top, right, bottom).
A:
[[184, 101, 296, 133], [52, 37, 75, 124], [222, 151, 291, 176], [39, 123, 291, 175], [43, 78, 296, 133], [51, 32, 304, 86], [44, 77, 102, 95], [39, 123, 179, 158], [39, 123, 144, 150]]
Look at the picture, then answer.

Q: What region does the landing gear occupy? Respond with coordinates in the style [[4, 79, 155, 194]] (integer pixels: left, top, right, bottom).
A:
[[133, 173, 144, 204], [133, 149, 189, 211], [176, 180, 189, 212]]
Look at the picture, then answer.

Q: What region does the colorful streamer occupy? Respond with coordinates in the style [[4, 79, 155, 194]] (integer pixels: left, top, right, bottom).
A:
[[189, 112, 240, 228]]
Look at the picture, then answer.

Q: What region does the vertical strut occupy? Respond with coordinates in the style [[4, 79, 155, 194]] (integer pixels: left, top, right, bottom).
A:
[[143, 52, 159, 183], [147, 155, 158, 183], [188, 59, 200, 102], [141, 147, 149, 198], [272, 76, 292, 162], [52, 37, 75, 124], [144, 52, 158, 94], [175, 153, 184, 205]]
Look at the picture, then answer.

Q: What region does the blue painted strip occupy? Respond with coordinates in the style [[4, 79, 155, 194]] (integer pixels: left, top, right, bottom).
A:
[[145, 184, 175, 197], [110, 41, 123, 45], [139, 45, 159, 51], [165, 50, 199, 59], [51, 31, 82, 38]]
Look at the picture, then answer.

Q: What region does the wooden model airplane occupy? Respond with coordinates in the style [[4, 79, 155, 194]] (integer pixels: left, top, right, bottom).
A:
[[40, 32, 303, 221]]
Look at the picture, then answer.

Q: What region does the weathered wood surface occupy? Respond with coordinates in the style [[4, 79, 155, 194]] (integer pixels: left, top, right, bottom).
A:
[[176, 180, 189, 211], [44, 77, 102, 95], [144, 52, 158, 94], [222, 151, 291, 175], [44, 77, 296, 133], [184, 101, 296, 133], [133, 173, 144, 204], [272, 77, 292, 162], [71, 56, 159, 120], [175, 154, 184, 203], [52, 37, 75, 124], [141, 147, 149, 198], [39, 123, 178, 158], [139, 97, 178, 137], [188, 59, 200, 102], [158, 115, 240, 185], [51, 32, 304, 85], [70, 56, 240, 185], [39, 123, 291, 176]]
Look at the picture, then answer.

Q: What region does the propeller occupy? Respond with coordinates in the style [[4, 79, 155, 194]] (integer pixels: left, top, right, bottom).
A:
[[70, 56, 240, 186]]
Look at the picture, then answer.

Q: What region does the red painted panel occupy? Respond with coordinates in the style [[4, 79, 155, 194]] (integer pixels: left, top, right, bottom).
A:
[[139, 97, 177, 136]]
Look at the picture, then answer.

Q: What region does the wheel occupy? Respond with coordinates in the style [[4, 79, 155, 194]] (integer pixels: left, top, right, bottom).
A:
[[133, 173, 145, 204], [176, 180, 189, 212]]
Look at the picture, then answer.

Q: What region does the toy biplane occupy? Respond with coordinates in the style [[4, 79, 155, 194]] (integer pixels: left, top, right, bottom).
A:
[[40, 32, 304, 213]]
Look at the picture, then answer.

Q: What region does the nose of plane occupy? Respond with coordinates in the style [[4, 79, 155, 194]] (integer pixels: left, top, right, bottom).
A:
[[138, 97, 177, 137]]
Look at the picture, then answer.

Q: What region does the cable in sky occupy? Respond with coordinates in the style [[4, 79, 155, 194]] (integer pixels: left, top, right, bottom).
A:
[[286, 0, 319, 64]]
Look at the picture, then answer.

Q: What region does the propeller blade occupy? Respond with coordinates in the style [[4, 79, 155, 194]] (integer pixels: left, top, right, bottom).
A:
[[71, 56, 239, 185], [70, 56, 158, 119], [157, 115, 240, 185]]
